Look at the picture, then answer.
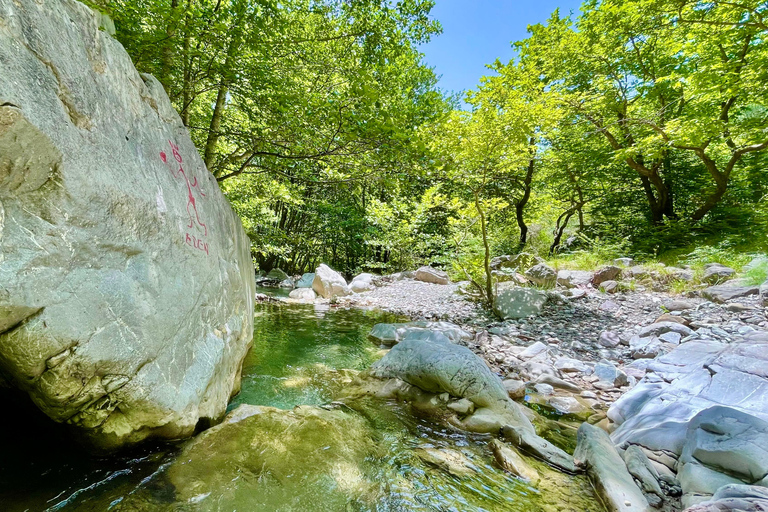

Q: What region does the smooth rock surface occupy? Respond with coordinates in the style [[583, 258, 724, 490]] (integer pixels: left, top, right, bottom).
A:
[[288, 287, 316, 302], [610, 338, 768, 456], [349, 272, 376, 293], [312, 264, 351, 298], [574, 423, 650, 512], [702, 283, 760, 303], [414, 266, 449, 285], [0, 0, 254, 450], [702, 264, 736, 284]]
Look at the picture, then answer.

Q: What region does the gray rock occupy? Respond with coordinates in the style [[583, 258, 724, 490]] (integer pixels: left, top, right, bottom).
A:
[[599, 280, 619, 294], [671, 268, 695, 282], [502, 379, 525, 400], [278, 277, 295, 289], [525, 263, 557, 288], [370, 335, 576, 473], [534, 383, 555, 395], [593, 265, 623, 286], [519, 341, 549, 359], [490, 252, 544, 272], [623, 444, 664, 498], [574, 423, 650, 512], [555, 357, 591, 374], [447, 398, 475, 415], [638, 321, 694, 338], [599, 331, 621, 348], [610, 339, 768, 457], [312, 264, 351, 298], [414, 266, 450, 285], [664, 300, 694, 311], [762, 280, 768, 306], [288, 288, 316, 302], [549, 396, 591, 417], [702, 283, 760, 303], [368, 321, 471, 346], [349, 272, 376, 293], [686, 484, 768, 512], [296, 272, 315, 288], [702, 263, 736, 284], [493, 284, 548, 319], [682, 406, 768, 485], [630, 336, 663, 359], [659, 331, 682, 344], [0, 0, 254, 451], [594, 360, 629, 387], [557, 270, 594, 288], [625, 266, 651, 280]]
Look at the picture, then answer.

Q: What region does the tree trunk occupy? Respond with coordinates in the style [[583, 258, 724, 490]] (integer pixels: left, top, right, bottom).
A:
[[160, 0, 180, 94], [474, 191, 494, 306], [550, 208, 575, 255], [515, 142, 536, 249], [204, 27, 242, 170]]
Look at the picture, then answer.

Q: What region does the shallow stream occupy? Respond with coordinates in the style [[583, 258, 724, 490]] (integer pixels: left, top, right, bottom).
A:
[[1, 299, 601, 511]]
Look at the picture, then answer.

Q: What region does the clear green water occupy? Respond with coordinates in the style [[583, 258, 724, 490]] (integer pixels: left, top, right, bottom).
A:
[[0, 302, 601, 512]]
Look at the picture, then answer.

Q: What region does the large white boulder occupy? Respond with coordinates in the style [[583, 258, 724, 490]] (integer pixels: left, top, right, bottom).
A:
[[312, 264, 351, 298], [0, 0, 254, 451], [414, 266, 450, 285]]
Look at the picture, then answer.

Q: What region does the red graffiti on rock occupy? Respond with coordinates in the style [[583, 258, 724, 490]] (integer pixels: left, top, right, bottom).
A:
[[160, 141, 210, 255]]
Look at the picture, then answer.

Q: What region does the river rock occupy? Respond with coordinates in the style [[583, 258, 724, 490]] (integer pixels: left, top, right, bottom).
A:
[[702, 283, 760, 303], [493, 284, 548, 319], [0, 0, 254, 451], [593, 265, 622, 286], [599, 330, 621, 348], [414, 266, 449, 285], [678, 406, 768, 506], [594, 360, 629, 387], [415, 447, 477, 478], [623, 444, 664, 498], [289, 288, 316, 302], [614, 258, 635, 267], [557, 270, 594, 288], [525, 263, 557, 288], [491, 253, 544, 272], [638, 321, 694, 338], [369, 334, 576, 473], [368, 321, 471, 346], [685, 484, 768, 512], [702, 263, 736, 284], [503, 379, 527, 399], [349, 272, 376, 293], [296, 272, 315, 288], [312, 264, 351, 298], [609, 338, 768, 458], [489, 439, 538, 481], [762, 280, 768, 306], [599, 280, 620, 294], [574, 423, 650, 512]]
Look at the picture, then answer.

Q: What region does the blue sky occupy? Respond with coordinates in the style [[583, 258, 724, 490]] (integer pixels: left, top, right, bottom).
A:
[[420, 0, 584, 102]]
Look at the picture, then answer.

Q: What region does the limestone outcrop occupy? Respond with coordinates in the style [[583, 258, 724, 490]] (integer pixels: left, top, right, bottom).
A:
[[0, 0, 254, 450]]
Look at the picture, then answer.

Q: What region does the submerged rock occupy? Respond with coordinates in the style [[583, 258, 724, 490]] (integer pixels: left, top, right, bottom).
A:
[[368, 335, 577, 473], [489, 438, 539, 481], [289, 288, 317, 302], [0, 0, 254, 450], [368, 321, 471, 346]]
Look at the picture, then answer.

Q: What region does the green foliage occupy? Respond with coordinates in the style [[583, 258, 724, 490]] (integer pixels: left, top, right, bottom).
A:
[[109, 0, 768, 277]]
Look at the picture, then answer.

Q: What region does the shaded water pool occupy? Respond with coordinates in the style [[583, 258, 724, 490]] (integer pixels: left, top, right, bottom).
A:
[[0, 302, 601, 512]]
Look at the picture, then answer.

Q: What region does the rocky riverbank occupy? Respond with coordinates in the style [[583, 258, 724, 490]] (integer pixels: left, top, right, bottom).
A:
[[264, 256, 768, 511]]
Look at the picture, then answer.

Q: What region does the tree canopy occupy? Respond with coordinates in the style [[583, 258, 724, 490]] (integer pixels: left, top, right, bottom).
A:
[[100, 0, 768, 276]]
